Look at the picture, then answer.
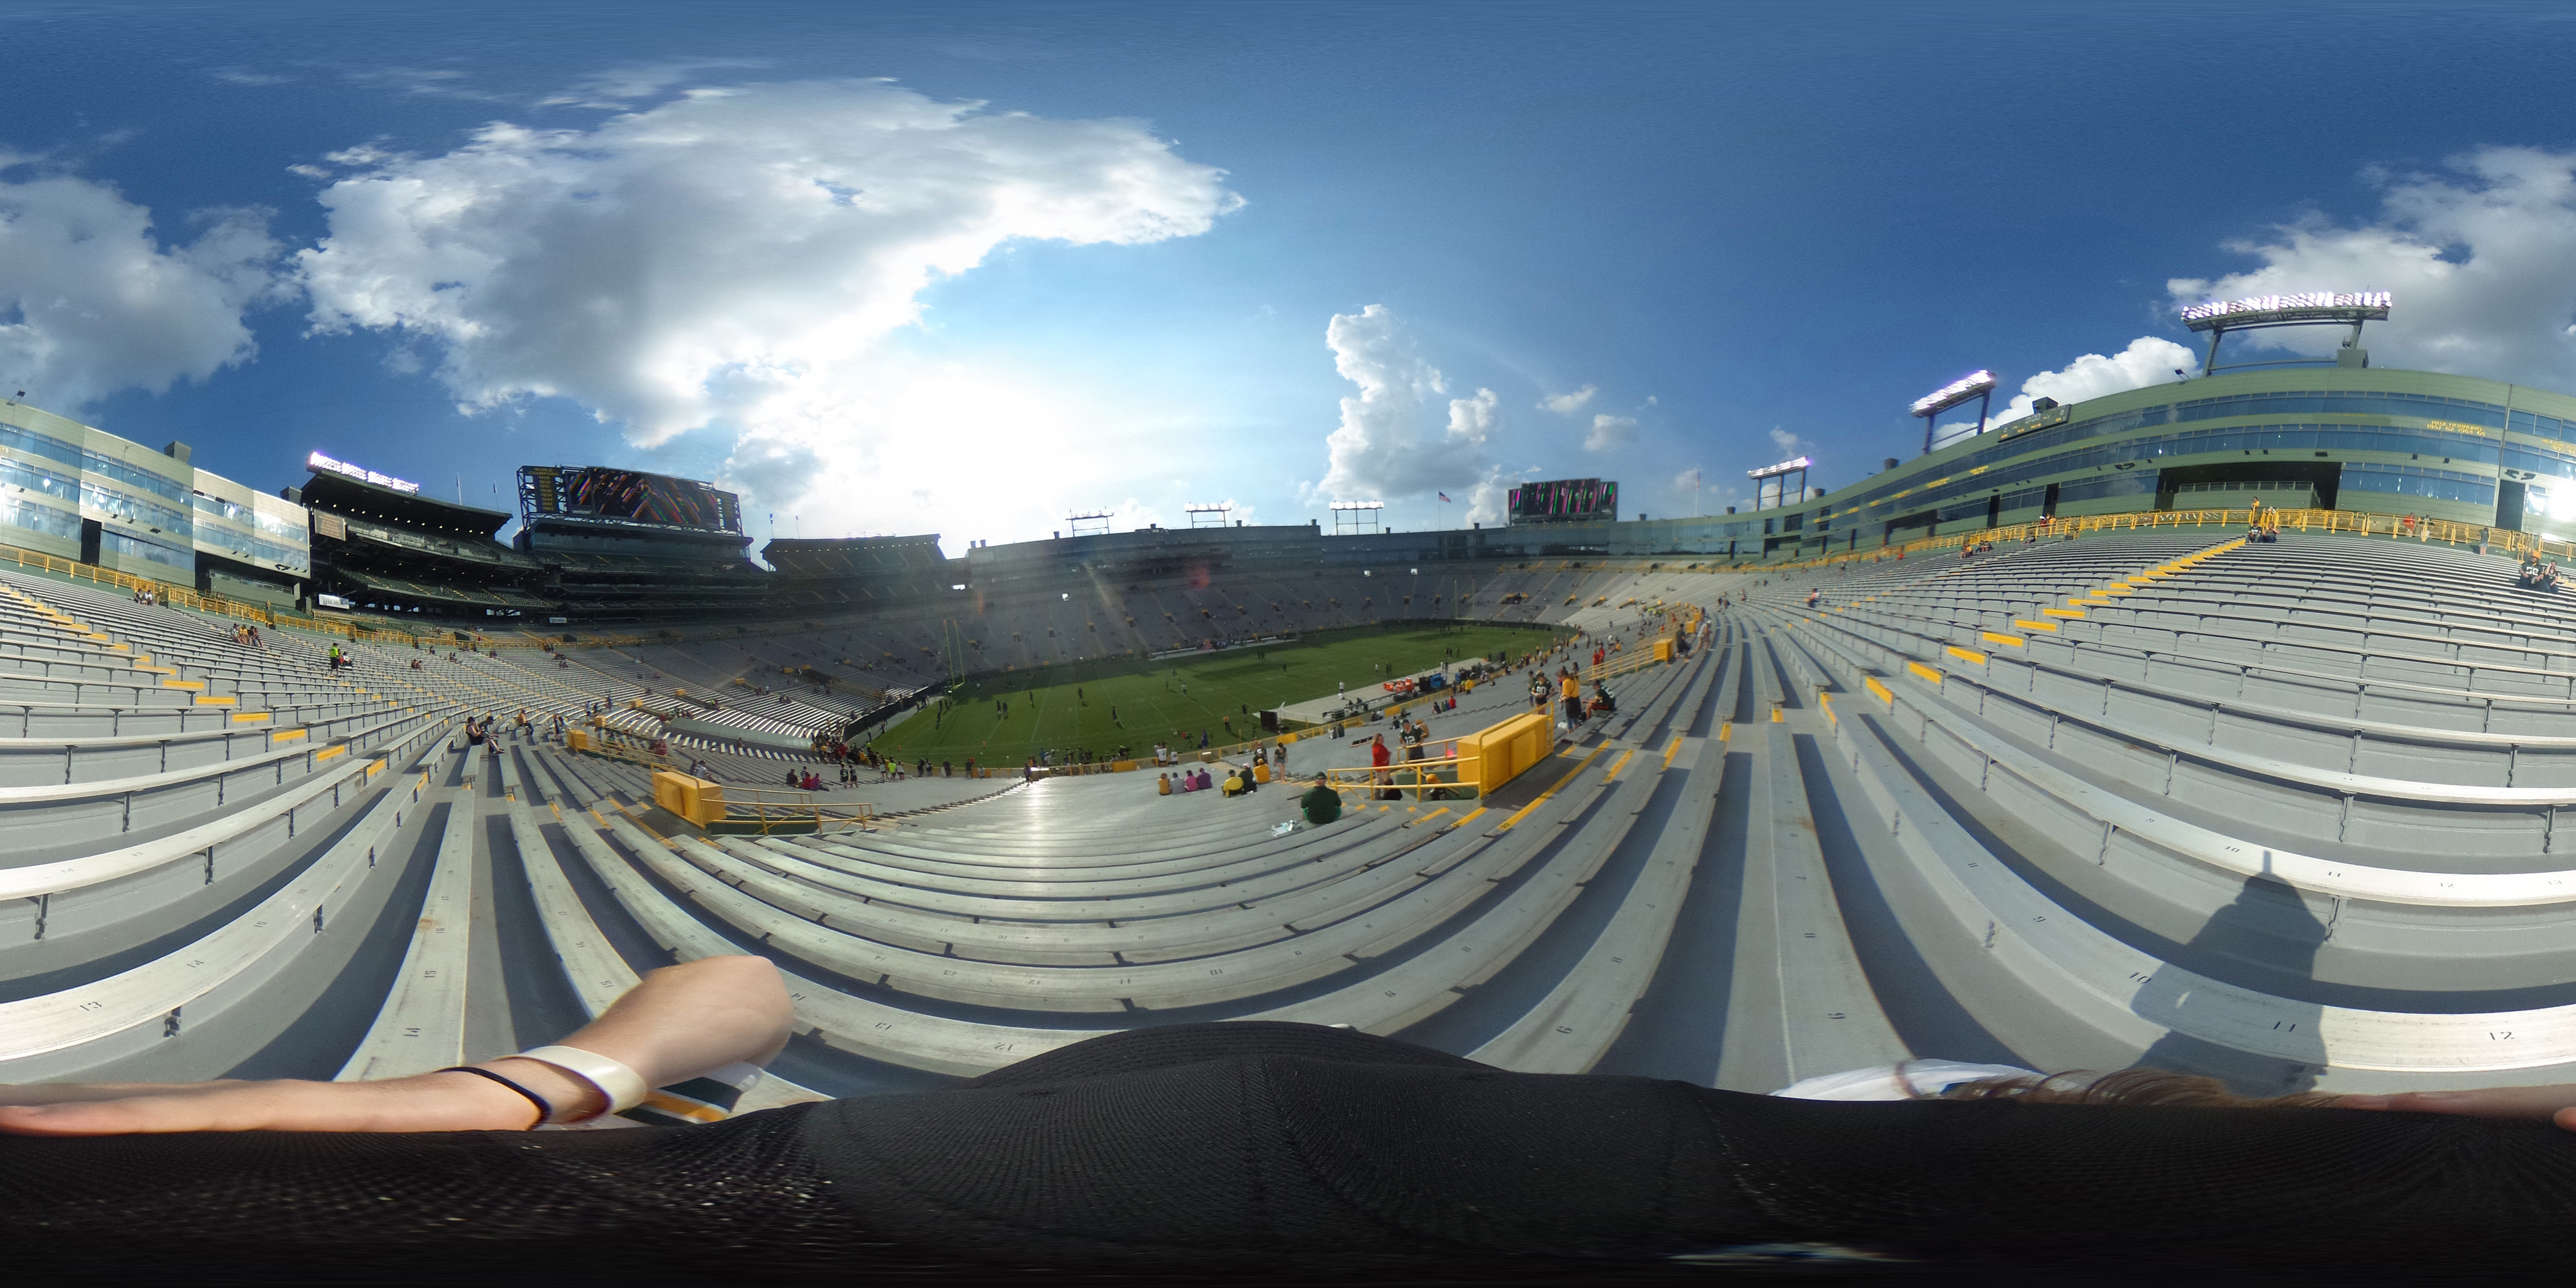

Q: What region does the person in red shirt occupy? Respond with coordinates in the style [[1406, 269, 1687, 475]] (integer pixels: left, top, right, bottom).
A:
[[1370, 733, 1393, 799]]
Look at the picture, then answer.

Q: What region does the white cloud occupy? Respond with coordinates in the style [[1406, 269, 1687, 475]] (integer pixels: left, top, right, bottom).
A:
[[1935, 336, 2197, 446], [343, 67, 503, 102], [1449, 386, 1498, 439], [286, 164, 332, 180], [1537, 384, 1596, 414], [296, 79, 1240, 545], [1767, 426, 1807, 455], [539, 60, 767, 109], [1584, 413, 1636, 451], [2167, 146, 2576, 384], [0, 164, 279, 409], [209, 68, 291, 86], [1318, 304, 1496, 501], [1464, 467, 1510, 526], [322, 143, 399, 168]]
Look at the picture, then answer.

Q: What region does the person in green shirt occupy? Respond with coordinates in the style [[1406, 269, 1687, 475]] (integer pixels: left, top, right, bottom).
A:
[[1300, 780, 1342, 826]]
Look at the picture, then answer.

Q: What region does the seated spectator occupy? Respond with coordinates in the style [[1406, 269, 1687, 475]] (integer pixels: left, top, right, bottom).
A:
[[1221, 770, 1245, 797], [1157, 772, 1172, 795], [1195, 767, 1214, 791], [1301, 780, 1342, 825]]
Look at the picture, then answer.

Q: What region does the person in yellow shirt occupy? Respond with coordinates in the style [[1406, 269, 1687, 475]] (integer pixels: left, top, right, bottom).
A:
[[1560, 670, 1582, 724]]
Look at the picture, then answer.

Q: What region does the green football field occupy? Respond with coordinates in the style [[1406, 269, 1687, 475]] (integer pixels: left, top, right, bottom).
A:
[[866, 623, 1570, 767]]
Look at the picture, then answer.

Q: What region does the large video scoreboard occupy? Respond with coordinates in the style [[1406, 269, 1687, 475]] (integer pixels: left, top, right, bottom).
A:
[[1506, 477, 1618, 525], [519, 465, 743, 535]]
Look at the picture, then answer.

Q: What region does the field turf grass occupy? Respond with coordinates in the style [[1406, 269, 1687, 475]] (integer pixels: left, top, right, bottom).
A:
[[867, 623, 1569, 767]]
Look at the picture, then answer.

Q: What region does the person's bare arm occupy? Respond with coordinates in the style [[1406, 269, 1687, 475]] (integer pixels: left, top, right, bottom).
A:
[[2338, 1084, 2576, 1131], [0, 955, 794, 1136]]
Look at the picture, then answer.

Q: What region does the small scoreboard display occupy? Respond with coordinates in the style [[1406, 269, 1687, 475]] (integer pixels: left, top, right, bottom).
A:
[[1506, 477, 1618, 525], [519, 465, 744, 535]]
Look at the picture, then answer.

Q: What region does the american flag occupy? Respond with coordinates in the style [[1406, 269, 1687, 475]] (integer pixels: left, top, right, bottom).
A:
[[1438, 492, 1452, 502]]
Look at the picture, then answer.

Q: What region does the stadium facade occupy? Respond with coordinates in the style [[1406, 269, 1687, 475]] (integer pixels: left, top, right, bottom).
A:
[[1458, 364, 2576, 563], [1, 362, 2571, 627]]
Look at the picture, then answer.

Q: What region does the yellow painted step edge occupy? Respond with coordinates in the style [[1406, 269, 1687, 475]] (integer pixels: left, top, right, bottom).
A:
[[1945, 645, 1987, 665], [1981, 631, 2025, 647], [1905, 660, 1943, 684], [193, 695, 237, 707], [2013, 619, 2058, 631]]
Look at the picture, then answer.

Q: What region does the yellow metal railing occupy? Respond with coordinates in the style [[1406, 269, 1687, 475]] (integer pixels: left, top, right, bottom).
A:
[[1752, 506, 2531, 577], [0, 537, 648, 651], [1582, 635, 1677, 684], [651, 769, 872, 833], [1325, 740, 1472, 802], [567, 726, 672, 769], [1318, 707, 1556, 802]]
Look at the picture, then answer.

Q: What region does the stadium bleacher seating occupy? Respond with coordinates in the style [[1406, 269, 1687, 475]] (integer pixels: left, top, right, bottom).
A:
[[11, 524, 2572, 1118]]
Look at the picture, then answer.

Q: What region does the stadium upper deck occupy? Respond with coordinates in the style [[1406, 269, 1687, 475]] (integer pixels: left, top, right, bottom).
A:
[[10, 364, 2570, 635]]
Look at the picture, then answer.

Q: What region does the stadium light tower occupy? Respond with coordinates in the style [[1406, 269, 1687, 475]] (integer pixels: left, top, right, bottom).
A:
[[1329, 500, 1384, 536], [2180, 291, 2391, 374], [1746, 457, 1810, 512], [1184, 502, 1233, 529], [1909, 370, 1998, 455], [1067, 510, 1113, 538]]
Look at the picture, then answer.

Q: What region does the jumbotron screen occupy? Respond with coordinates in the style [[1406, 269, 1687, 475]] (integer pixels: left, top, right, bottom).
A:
[[518, 465, 743, 534], [1506, 477, 1618, 525]]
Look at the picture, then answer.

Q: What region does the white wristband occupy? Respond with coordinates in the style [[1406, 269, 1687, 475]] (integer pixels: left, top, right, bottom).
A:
[[516, 1044, 651, 1116]]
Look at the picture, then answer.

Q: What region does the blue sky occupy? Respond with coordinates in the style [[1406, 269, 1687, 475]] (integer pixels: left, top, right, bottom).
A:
[[6, 1, 2576, 553]]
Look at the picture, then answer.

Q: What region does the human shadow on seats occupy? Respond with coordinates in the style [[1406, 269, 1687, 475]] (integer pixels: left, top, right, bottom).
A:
[[2131, 869, 2328, 1096]]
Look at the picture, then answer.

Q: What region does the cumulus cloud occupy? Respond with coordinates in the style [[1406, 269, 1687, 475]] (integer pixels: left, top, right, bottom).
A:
[[1317, 304, 1496, 501], [0, 164, 280, 409], [2167, 146, 2576, 384], [1537, 384, 1596, 414], [1935, 336, 2197, 447], [295, 78, 1241, 542], [1767, 426, 1808, 456], [1465, 467, 1511, 526], [1584, 413, 1636, 451]]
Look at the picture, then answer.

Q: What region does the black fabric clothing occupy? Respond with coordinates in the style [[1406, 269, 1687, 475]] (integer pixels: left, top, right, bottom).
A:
[[4, 1023, 2576, 1283], [1300, 783, 1341, 824]]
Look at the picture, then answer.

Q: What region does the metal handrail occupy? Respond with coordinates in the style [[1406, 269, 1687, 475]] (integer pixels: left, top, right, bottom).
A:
[[1323, 737, 1470, 802], [1755, 505, 2526, 577]]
